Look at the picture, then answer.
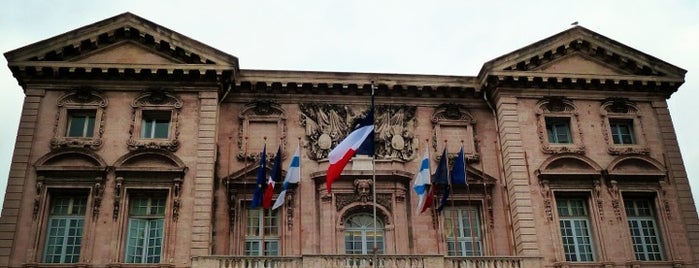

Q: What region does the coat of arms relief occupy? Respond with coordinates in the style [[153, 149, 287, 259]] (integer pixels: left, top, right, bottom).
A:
[[300, 103, 418, 162]]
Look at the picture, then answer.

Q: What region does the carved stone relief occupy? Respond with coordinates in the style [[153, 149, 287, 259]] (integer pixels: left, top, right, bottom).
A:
[[300, 103, 418, 162], [51, 87, 108, 150], [374, 105, 418, 161], [127, 89, 182, 151], [593, 179, 604, 221], [113, 177, 124, 220], [237, 101, 287, 161], [540, 179, 553, 221], [335, 193, 393, 212], [607, 179, 622, 221]]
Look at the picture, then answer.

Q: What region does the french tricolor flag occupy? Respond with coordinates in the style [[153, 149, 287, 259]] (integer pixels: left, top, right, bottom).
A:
[[326, 109, 374, 193]]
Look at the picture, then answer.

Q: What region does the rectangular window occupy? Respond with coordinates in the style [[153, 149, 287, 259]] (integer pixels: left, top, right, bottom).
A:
[[141, 111, 171, 139], [245, 209, 279, 256], [546, 117, 572, 144], [43, 195, 87, 263], [66, 110, 96, 138], [125, 193, 166, 263], [625, 198, 664, 261], [557, 198, 595, 262], [610, 119, 635, 145], [444, 206, 482, 256]]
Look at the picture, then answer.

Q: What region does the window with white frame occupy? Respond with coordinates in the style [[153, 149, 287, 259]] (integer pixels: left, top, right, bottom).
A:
[[125, 193, 166, 263], [43, 195, 87, 263], [625, 198, 664, 261], [66, 110, 96, 138], [344, 213, 384, 255], [245, 209, 280, 256], [545, 117, 572, 144], [140, 111, 171, 139], [556, 197, 595, 262], [444, 206, 482, 256]]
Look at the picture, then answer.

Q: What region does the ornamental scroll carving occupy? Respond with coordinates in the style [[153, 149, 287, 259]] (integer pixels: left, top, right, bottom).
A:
[[51, 87, 108, 150], [127, 89, 182, 151], [237, 101, 287, 161], [299, 103, 418, 162]]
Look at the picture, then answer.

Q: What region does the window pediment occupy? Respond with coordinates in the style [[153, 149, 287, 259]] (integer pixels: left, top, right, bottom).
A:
[[536, 154, 602, 180], [607, 156, 665, 180]]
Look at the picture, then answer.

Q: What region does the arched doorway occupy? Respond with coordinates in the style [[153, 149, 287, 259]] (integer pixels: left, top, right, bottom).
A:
[[344, 213, 384, 255]]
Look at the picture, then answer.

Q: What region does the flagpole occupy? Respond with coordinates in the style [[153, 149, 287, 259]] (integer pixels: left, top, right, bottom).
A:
[[443, 140, 461, 256], [297, 137, 303, 256], [426, 139, 441, 255], [370, 82, 378, 262], [262, 138, 267, 257], [226, 136, 232, 255], [239, 136, 249, 255], [460, 141, 477, 256]]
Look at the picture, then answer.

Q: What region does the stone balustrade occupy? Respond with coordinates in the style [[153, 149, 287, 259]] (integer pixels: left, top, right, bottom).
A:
[[191, 255, 543, 268]]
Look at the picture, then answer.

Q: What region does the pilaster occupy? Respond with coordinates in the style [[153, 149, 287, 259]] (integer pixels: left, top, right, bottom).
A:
[[190, 91, 219, 257], [494, 95, 540, 256], [0, 89, 43, 266]]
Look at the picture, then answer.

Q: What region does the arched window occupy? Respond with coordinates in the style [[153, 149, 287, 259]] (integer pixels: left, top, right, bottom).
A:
[[344, 214, 384, 255]]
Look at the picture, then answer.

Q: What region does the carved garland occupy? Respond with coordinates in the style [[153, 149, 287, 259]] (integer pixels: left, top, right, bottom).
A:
[[51, 87, 108, 150], [607, 179, 623, 221], [540, 179, 553, 221], [127, 89, 182, 152], [535, 96, 585, 154]]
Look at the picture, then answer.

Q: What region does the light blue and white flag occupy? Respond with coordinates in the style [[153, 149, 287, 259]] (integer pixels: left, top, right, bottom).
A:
[[272, 146, 301, 210], [413, 148, 431, 213]]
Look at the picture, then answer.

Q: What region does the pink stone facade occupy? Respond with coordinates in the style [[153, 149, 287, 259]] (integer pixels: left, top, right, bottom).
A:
[[1, 13, 698, 268]]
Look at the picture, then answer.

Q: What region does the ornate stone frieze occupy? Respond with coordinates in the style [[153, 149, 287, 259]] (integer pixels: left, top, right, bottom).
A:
[[237, 100, 287, 161], [51, 87, 108, 150], [128, 89, 182, 151]]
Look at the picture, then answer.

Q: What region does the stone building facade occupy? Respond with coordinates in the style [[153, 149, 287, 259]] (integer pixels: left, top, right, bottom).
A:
[[1, 12, 698, 268]]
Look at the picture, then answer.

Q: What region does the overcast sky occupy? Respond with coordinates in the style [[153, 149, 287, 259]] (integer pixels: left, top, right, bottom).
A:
[[0, 1, 697, 210]]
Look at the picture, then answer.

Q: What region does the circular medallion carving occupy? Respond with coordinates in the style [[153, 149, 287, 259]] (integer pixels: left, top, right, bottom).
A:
[[391, 135, 404, 150], [318, 133, 332, 150]]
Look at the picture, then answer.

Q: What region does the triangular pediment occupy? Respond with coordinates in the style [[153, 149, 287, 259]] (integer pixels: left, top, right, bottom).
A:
[[72, 41, 182, 64], [533, 53, 630, 75], [5, 12, 238, 68], [480, 26, 686, 79]]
